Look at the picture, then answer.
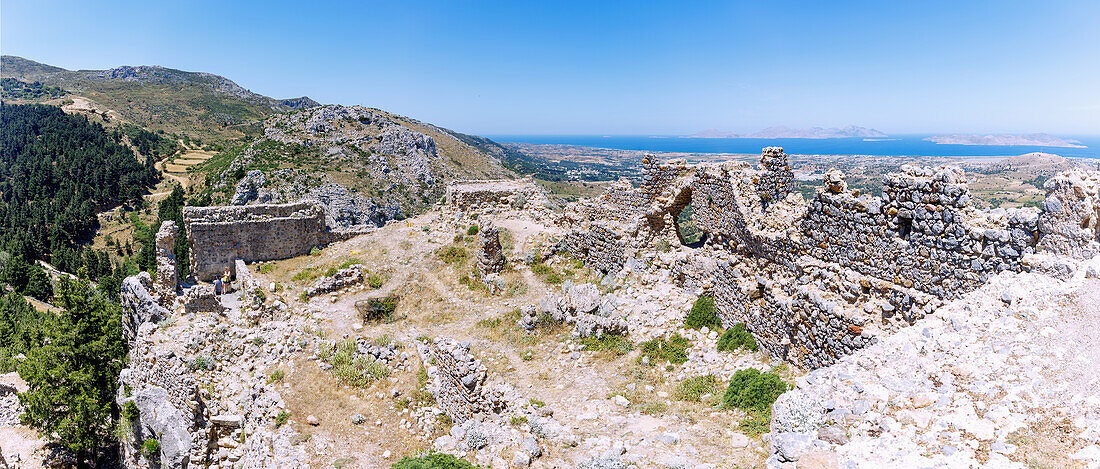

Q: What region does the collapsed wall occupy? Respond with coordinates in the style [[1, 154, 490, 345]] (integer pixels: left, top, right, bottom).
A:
[[562, 147, 1100, 369], [183, 201, 369, 281], [416, 337, 503, 424]]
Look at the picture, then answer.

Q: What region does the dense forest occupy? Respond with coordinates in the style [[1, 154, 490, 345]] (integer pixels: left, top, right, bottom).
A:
[[0, 103, 163, 290], [0, 77, 67, 100], [0, 102, 181, 464]]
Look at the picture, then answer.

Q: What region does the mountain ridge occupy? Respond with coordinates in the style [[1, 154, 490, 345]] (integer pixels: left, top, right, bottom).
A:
[[1, 55, 318, 139]]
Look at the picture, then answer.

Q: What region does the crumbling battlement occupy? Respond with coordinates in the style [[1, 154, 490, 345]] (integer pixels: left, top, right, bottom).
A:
[[561, 147, 1100, 369], [183, 201, 366, 281]]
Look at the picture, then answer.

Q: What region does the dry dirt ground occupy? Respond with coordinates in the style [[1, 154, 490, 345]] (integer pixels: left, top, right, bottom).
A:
[[242, 210, 781, 468]]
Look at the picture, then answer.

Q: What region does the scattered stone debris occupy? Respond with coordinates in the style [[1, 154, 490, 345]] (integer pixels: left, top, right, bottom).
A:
[[528, 283, 628, 338], [304, 264, 364, 298]]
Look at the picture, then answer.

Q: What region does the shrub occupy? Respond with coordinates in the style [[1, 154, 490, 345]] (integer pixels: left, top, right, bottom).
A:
[[545, 272, 563, 284], [292, 267, 320, 283], [325, 266, 338, 277], [258, 263, 275, 274], [142, 438, 160, 457], [684, 295, 720, 330], [122, 400, 139, 421], [338, 258, 363, 269], [356, 295, 400, 322], [717, 323, 758, 352], [391, 451, 480, 469], [310, 246, 322, 256], [721, 368, 789, 412], [466, 225, 479, 236], [268, 369, 284, 383], [439, 246, 468, 265], [640, 334, 691, 365], [674, 374, 720, 402], [530, 263, 552, 275], [275, 410, 289, 427], [578, 334, 634, 357], [189, 356, 214, 371], [510, 415, 528, 425], [367, 274, 384, 288]]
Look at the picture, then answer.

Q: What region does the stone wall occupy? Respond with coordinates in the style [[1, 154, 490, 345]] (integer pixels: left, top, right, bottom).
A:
[[155, 221, 179, 306], [445, 178, 553, 215], [183, 202, 367, 281], [564, 147, 1100, 369], [417, 337, 496, 424], [1037, 169, 1100, 258], [117, 322, 204, 469]]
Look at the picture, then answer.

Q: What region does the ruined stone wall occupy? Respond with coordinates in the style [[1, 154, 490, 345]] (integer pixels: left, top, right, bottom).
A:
[[417, 338, 493, 424], [445, 178, 552, 214], [155, 221, 178, 306], [798, 165, 1038, 299], [570, 147, 1100, 369], [1037, 169, 1100, 258], [559, 223, 627, 274], [756, 146, 795, 206], [184, 202, 327, 281]]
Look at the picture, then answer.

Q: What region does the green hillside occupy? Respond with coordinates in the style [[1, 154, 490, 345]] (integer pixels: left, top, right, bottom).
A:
[[1, 56, 318, 141]]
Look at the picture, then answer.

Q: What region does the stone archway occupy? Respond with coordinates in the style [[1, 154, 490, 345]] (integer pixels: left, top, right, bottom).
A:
[[668, 185, 707, 248]]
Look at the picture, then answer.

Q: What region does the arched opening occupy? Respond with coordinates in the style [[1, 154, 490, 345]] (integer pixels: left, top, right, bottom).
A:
[[669, 186, 707, 248]]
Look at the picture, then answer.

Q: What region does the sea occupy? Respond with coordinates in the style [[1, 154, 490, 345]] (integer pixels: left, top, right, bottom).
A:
[[488, 134, 1100, 159]]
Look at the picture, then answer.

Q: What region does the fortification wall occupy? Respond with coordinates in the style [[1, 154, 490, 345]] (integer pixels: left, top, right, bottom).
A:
[[184, 202, 328, 281], [568, 147, 1099, 369]]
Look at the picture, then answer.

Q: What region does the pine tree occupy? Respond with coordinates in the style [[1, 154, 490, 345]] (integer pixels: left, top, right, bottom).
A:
[[18, 276, 126, 465]]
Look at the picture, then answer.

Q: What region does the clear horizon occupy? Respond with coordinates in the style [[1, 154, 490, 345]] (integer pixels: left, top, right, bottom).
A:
[[2, 0, 1098, 136]]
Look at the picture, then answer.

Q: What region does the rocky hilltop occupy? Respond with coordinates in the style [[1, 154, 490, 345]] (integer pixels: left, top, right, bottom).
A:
[[204, 104, 516, 229]]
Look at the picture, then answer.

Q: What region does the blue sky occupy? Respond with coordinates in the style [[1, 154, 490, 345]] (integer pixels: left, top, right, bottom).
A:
[[2, 1, 1098, 135]]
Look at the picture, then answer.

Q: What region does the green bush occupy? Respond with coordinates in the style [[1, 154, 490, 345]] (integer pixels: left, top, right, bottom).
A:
[[684, 295, 720, 330], [673, 374, 720, 402], [357, 295, 400, 322], [268, 369, 284, 383], [310, 246, 322, 256], [439, 246, 468, 265], [530, 263, 552, 275], [717, 323, 758, 352], [392, 451, 480, 468], [275, 410, 289, 427], [122, 400, 139, 421], [258, 263, 275, 274], [640, 333, 691, 365], [466, 225, 479, 236], [142, 438, 160, 457], [721, 368, 789, 412], [545, 272, 563, 284], [189, 356, 214, 371], [577, 334, 634, 357], [367, 274, 384, 289]]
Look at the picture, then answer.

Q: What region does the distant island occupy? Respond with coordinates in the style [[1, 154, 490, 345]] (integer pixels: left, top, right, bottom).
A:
[[924, 133, 1085, 148], [689, 125, 887, 139]]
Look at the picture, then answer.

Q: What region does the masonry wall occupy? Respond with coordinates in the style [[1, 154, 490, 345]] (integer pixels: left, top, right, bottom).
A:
[[571, 147, 1099, 369], [184, 202, 327, 281]]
